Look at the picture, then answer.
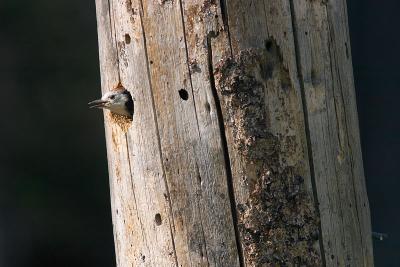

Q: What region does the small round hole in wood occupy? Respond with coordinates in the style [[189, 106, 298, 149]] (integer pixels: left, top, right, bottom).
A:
[[266, 40, 273, 51], [179, 89, 189, 100], [124, 34, 131, 44], [155, 213, 162, 225], [205, 102, 211, 113]]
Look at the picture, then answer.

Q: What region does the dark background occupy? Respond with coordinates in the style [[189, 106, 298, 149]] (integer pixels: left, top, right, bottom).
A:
[[0, 1, 397, 266]]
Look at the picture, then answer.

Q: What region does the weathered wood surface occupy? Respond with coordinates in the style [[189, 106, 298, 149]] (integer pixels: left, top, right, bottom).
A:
[[290, 1, 373, 266], [95, 0, 373, 266]]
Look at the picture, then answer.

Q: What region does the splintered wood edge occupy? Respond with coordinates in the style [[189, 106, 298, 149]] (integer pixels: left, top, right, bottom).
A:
[[109, 112, 132, 133]]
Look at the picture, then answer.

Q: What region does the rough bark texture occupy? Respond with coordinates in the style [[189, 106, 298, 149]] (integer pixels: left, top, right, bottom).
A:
[[95, 0, 373, 266]]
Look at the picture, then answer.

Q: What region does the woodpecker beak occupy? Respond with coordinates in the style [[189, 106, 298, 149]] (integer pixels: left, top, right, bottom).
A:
[[88, 99, 108, 109]]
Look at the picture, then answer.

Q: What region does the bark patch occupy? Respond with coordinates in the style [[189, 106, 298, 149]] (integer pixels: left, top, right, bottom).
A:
[[214, 42, 321, 266]]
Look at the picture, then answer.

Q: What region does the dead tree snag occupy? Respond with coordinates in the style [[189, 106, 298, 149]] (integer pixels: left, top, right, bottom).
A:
[[94, 0, 373, 266]]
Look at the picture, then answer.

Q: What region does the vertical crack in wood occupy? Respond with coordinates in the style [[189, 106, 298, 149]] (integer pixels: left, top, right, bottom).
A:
[[218, 0, 228, 27], [104, 1, 123, 265], [288, 1, 327, 265], [193, 162, 210, 266], [108, 0, 122, 83], [177, 1, 216, 263], [218, 0, 233, 56], [326, 5, 365, 252], [325, 29, 348, 250], [137, 1, 179, 265], [206, 32, 245, 267], [178, 0, 202, 139], [124, 133, 150, 254]]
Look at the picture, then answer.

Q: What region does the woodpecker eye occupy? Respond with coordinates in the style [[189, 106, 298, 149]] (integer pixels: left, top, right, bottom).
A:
[[109, 95, 116, 100]]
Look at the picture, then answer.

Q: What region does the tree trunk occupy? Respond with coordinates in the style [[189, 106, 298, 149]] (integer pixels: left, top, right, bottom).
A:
[[94, 0, 373, 266]]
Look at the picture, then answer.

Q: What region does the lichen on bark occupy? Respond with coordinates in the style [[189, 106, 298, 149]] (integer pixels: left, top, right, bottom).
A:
[[214, 41, 321, 266]]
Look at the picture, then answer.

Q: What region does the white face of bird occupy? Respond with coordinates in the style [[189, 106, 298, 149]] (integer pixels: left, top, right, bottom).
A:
[[88, 90, 133, 117]]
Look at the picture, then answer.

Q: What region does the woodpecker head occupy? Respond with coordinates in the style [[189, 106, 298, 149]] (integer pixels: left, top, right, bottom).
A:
[[88, 88, 134, 118]]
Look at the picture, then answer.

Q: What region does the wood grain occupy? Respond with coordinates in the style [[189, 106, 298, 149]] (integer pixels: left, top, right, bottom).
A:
[[95, 0, 373, 266], [290, 1, 373, 265]]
